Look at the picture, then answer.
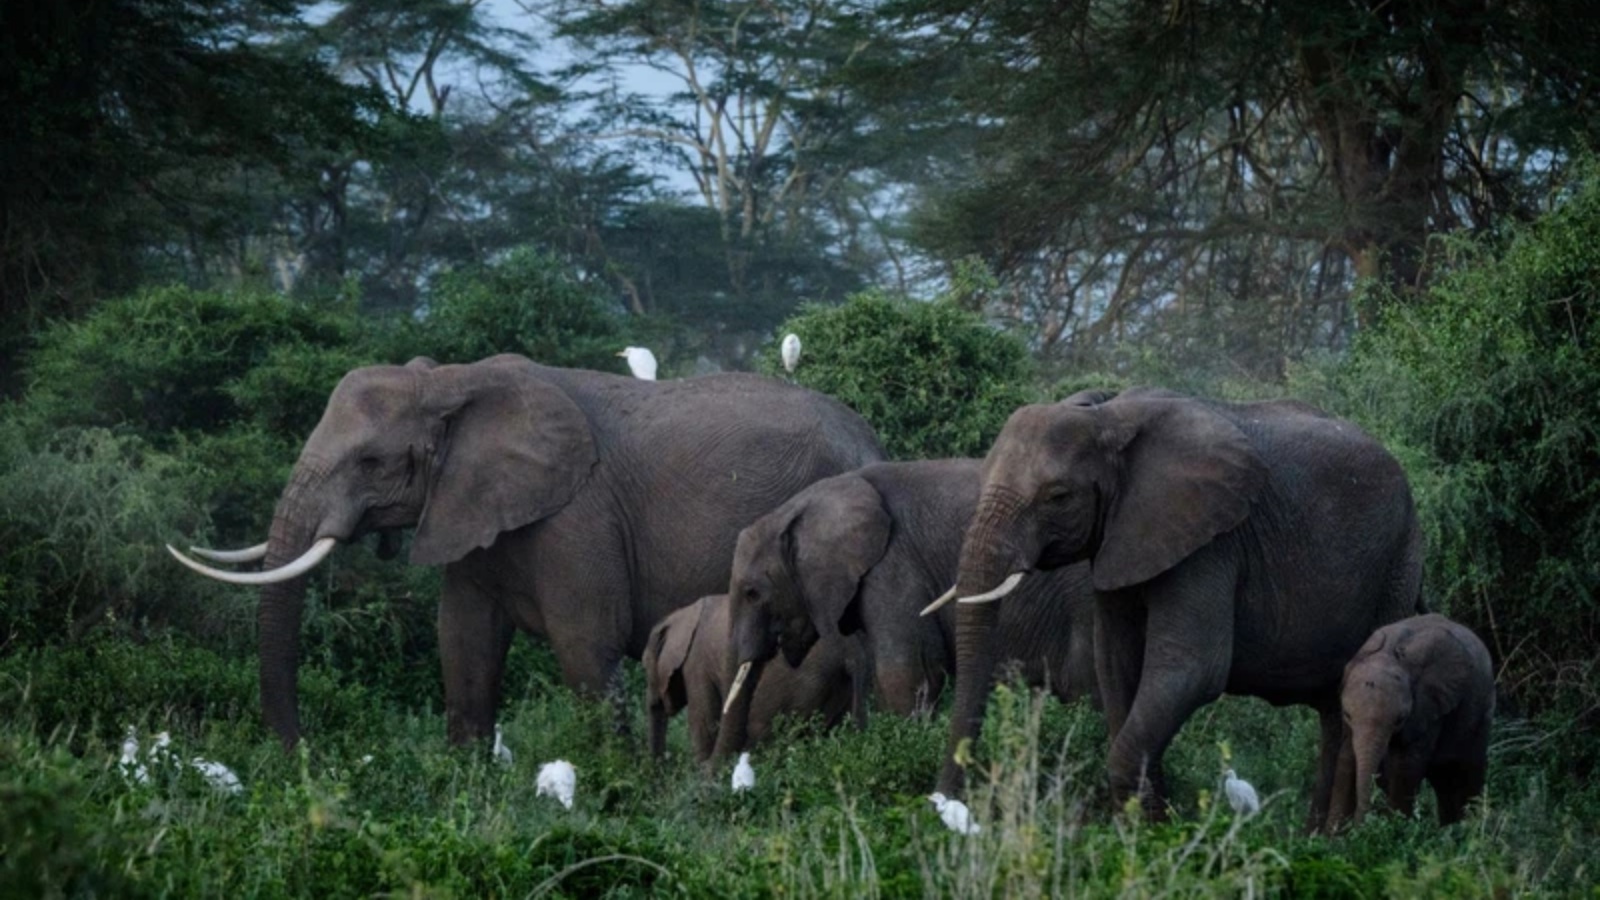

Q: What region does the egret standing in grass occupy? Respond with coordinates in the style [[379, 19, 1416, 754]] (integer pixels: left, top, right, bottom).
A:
[[190, 756, 244, 795], [537, 760, 577, 809], [120, 726, 150, 785], [781, 333, 802, 375], [1223, 768, 1260, 816], [731, 752, 756, 793], [492, 724, 513, 766], [929, 792, 981, 835], [617, 346, 658, 381]]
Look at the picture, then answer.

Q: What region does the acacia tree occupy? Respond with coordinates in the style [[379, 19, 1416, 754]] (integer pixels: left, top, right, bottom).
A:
[[876, 0, 1600, 372], [547, 0, 893, 331]]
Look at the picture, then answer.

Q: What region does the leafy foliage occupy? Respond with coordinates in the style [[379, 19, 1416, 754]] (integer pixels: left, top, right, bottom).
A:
[[1295, 165, 1600, 715], [763, 289, 1033, 460]]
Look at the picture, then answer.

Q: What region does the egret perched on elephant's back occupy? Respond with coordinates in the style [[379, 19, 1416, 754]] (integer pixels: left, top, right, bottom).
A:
[[781, 333, 802, 374], [617, 346, 658, 380]]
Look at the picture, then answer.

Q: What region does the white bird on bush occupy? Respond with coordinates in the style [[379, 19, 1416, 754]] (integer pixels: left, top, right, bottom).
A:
[[616, 346, 658, 380], [928, 792, 981, 835], [537, 760, 576, 810], [492, 724, 514, 767], [119, 725, 149, 785], [781, 333, 802, 374], [148, 731, 178, 769], [731, 752, 756, 793], [190, 757, 244, 795], [1222, 768, 1260, 816]]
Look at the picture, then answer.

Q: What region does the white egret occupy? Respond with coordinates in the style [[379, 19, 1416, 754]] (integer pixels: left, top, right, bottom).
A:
[[190, 757, 243, 795], [536, 760, 577, 810], [731, 752, 756, 793], [119, 726, 149, 785], [1223, 768, 1260, 816], [928, 792, 981, 835], [781, 333, 802, 374], [148, 731, 177, 770], [616, 346, 658, 381], [492, 724, 514, 767]]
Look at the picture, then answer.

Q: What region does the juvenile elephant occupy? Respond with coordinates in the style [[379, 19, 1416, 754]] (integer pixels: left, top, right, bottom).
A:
[[1328, 614, 1494, 828], [643, 594, 860, 762], [169, 354, 883, 748], [938, 388, 1423, 827], [717, 459, 1098, 759]]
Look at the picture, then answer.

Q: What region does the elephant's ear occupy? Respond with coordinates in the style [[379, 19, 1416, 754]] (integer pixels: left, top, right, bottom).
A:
[[1395, 626, 1464, 735], [1092, 396, 1267, 592], [649, 598, 709, 704], [789, 476, 892, 636], [411, 360, 597, 566]]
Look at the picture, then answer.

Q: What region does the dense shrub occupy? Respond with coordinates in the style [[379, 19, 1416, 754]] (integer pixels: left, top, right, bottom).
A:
[[1296, 170, 1600, 704], [763, 290, 1033, 460], [394, 247, 627, 370], [22, 285, 370, 443]]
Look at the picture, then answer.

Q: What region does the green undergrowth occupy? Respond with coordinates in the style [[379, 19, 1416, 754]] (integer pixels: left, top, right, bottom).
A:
[[1, 633, 1594, 898]]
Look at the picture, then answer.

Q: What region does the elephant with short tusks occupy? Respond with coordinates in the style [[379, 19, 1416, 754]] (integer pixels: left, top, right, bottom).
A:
[[643, 594, 861, 762], [939, 387, 1424, 829], [715, 458, 1099, 761], [1328, 614, 1495, 829], [169, 354, 884, 749]]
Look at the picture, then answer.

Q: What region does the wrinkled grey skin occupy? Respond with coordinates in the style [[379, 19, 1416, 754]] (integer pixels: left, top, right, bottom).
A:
[[946, 388, 1423, 827], [1328, 614, 1494, 829], [717, 459, 1099, 760], [234, 354, 883, 748], [643, 594, 859, 762]]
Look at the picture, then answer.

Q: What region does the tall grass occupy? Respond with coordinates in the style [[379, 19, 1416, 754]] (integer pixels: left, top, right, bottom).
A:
[[4, 633, 1592, 897]]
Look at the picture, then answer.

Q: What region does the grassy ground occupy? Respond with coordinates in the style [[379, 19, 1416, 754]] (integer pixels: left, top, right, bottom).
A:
[[1, 632, 1595, 898]]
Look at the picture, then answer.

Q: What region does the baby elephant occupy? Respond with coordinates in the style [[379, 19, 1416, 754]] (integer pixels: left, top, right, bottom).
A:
[[643, 594, 859, 762], [1330, 614, 1494, 828]]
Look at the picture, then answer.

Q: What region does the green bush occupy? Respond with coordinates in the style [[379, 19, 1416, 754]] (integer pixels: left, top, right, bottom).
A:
[[23, 285, 370, 444], [0, 421, 227, 643], [762, 290, 1034, 460], [1295, 168, 1600, 709], [393, 247, 626, 370]]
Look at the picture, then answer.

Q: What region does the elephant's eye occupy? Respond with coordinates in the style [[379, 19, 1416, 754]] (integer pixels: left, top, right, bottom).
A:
[[743, 588, 760, 603], [358, 456, 382, 472]]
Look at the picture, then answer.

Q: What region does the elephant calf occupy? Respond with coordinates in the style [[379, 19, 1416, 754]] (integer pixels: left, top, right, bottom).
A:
[[1329, 614, 1495, 828], [643, 594, 860, 762]]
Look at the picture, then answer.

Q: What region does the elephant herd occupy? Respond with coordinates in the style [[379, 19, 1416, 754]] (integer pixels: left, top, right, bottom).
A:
[[171, 355, 1495, 831]]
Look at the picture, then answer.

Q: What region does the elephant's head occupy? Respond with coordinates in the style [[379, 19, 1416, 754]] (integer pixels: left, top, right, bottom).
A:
[[949, 387, 1265, 601], [1338, 621, 1461, 824], [716, 474, 889, 755], [643, 596, 713, 758], [169, 355, 597, 747]]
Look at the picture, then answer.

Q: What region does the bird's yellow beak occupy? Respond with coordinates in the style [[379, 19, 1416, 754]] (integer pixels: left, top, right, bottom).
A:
[[615, 350, 627, 357]]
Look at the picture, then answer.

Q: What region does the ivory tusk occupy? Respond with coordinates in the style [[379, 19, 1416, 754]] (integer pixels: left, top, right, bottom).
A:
[[167, 537, 338, 585], [920, 584, 960, 617], [957, 571, 1026, 605], [722, 661, 753, 715], [188, 542, 269, 564]]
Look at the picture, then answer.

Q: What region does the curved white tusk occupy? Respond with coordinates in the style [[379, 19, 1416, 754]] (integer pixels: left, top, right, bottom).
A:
[[920, 585, 960, 617], [957, 571, 1026, 605], [722, 661, 753, 715], [167, 537, 338, 585], [188, 542, 269, 564]]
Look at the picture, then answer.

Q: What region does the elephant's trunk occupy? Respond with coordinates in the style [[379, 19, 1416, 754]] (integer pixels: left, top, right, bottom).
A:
[[257, 467, 331, 749], [937, 491, 1029, 795], [711, 658, 766, 761], [938, 599, 1000, 795], [1351, 727, 1390, 825]]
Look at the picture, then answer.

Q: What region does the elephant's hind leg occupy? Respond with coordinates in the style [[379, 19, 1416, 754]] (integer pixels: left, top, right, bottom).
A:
[[440, 567, 517, 746]]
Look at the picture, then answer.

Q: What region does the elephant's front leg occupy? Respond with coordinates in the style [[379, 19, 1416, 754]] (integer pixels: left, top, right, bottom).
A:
[[1308, 703, 1346, 832], [439, 567, 516, 745]]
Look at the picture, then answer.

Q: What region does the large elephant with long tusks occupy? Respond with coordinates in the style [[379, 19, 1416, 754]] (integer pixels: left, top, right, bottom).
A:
[[170, 354, 883, 749], [938, 387, 1423, 829]]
